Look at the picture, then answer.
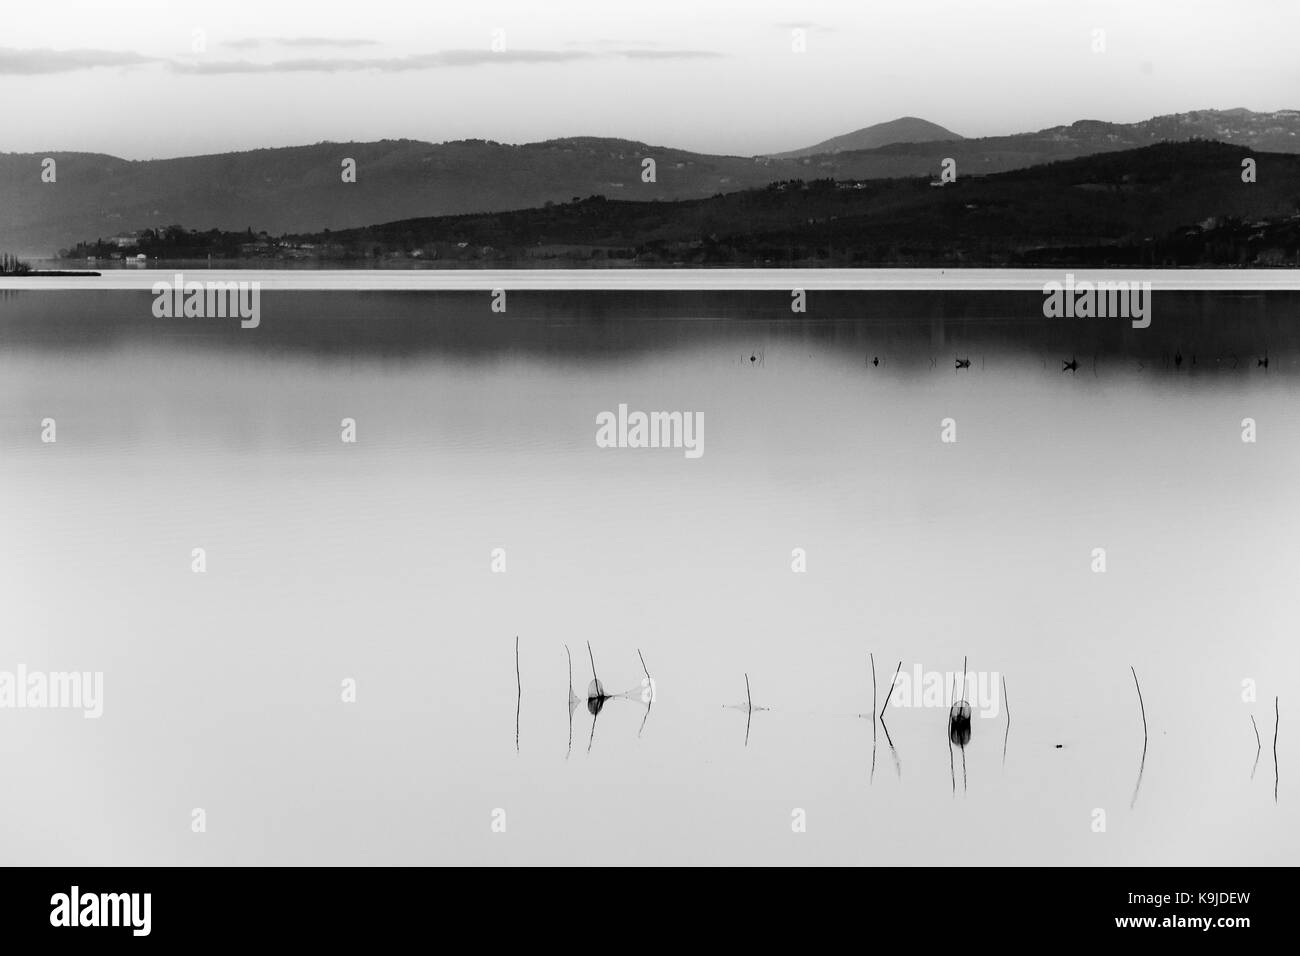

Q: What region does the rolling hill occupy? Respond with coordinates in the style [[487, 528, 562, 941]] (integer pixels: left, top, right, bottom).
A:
[[8, 109, 1300, 257], [289, 142, 1300, 267], [773, 117, 962, 157]]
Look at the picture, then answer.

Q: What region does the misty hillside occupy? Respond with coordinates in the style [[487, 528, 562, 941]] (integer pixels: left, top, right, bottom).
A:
[[773, 116, 963, 157], [286, 142, 1300, 267], [6, 109, 1299, 256]]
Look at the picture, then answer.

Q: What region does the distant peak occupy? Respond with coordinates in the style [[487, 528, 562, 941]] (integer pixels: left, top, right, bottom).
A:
[[773, 117, 963, 158]]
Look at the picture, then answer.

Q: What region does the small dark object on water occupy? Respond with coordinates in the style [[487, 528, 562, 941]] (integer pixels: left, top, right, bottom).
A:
[[955, 357, 971, 369], [948, 700, 972, 746], [948, 660, 971, 794], [1174, 350, 1183, 369], [872, 356, 880, 367], [1055, 744, 1064, 749], [1062, 357, 1078, 372], [585, 641, 609, 707]]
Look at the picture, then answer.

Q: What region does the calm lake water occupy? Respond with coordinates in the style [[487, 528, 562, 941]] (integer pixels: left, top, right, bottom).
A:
[[1, 289, 1296, 865]]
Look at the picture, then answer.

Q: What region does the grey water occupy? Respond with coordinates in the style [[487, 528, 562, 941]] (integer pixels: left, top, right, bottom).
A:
[[0, 290, 1296, 865]]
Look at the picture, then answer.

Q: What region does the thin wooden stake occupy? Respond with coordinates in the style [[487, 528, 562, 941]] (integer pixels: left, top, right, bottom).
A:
[[1132, 666, 1148, 743], [1130, 666, 1148, 809], [514, 636, 521, 753], [879, 661, 902, 719], [870, 653, 877, 740], [1274, 696, 1280, 802], [1251, 713, 1261, 780], [565, 644, 574, 760], [1001, 675, 1010, 767], [870, 652, 878, 783], [637, 649, 653, 738], [744, 673, 753, 747]]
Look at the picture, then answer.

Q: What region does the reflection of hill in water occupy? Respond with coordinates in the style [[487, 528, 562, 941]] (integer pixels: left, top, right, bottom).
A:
[[4, 289, 1299, 375]]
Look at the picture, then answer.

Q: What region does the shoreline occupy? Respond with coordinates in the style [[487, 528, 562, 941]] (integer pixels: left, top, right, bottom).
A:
[[5, 267, 1300, 291]]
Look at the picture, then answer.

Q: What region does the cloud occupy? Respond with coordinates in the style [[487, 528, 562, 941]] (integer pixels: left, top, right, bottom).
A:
[[0, 44, 707, 78], [171, 49, 596, 74], [0, 46, 160, 75], [223, 37, 381, 50]]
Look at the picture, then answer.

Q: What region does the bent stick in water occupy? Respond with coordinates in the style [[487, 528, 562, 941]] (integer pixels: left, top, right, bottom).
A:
[[879, 661, 902, 719], [515, 636, 521, 753]]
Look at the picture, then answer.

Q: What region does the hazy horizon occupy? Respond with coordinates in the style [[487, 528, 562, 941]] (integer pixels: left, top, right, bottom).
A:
[[5, 105, 1300, 164], [3, 0, 1298, 160]]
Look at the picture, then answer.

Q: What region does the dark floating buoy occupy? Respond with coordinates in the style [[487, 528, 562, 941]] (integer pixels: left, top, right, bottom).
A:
[[585, 680, 607, 715], [1062, 357, 1079, 373], [585, 641, 610, 756], [948, 700, 972, 746], [1055, 744, 1064, 749], [955, 356, 971, 369], [948, 657, 971, 794]]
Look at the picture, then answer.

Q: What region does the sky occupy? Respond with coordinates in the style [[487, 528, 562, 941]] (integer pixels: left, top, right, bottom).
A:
[[2, 0, 1298, 159]]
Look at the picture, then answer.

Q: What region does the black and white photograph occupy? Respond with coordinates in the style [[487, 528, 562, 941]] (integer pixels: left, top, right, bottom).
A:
[[0, 0, 1295, 936]]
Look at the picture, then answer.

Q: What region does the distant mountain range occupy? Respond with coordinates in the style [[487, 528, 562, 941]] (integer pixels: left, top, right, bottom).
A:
[[3, 108, 1298, 256], [276, 141, 1300, 267], [772, 117, 963, 158], [68, 142, 1300, 268]]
